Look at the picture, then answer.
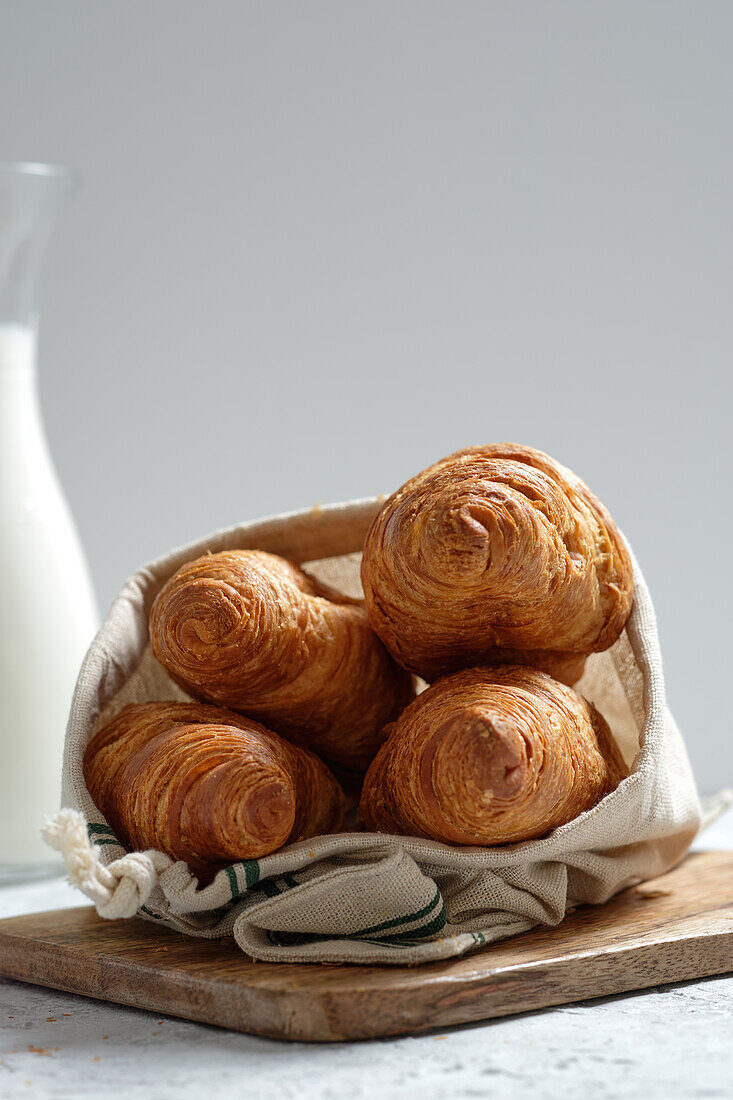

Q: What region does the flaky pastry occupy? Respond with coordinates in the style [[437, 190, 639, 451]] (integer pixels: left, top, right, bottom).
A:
[[150, 550, 414, 772], [359, 666, 628, 846], [84, 701, 345, 878], [361, 443, 633, 684]]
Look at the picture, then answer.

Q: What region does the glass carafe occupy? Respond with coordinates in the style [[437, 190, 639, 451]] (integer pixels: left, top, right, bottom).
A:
[[0, 162, 98, 873]]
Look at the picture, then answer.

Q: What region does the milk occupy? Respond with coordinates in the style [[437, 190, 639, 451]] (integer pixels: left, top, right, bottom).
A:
[[0, 324, 98, 865]]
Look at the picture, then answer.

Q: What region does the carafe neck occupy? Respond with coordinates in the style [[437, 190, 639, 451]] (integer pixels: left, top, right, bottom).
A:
[[0, 163, 78, 331], [0, 325, 46, 451]]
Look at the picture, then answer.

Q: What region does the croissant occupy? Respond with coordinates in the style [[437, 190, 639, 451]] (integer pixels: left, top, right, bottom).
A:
[[84, 701, 345, 878], [361, 443, 633, 684], [150, 550, 414, 772], [359, 666, 628, 846]]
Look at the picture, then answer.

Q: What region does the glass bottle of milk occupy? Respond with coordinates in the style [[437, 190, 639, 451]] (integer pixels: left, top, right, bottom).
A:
[[0, 163, 98, 874]]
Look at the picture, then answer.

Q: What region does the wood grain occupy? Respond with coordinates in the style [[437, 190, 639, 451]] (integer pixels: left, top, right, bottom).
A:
[[0, 850, 731, 1042]]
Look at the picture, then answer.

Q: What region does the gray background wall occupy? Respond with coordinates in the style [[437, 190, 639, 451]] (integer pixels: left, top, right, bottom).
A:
[[1, 1, 730, 793]]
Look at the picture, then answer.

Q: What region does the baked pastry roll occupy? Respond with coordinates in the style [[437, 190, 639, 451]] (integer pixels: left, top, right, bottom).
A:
[[359, 667, 628, 846], [150, 550, 414, 772], [361, 443, 633, 684], [84, 701, 345, 878]]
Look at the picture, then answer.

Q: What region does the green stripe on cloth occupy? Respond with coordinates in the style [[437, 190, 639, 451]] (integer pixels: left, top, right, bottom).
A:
[[263, 906, 448, 951], [354, 901, 447, 944], [351, 886, 443, 938], [225, 865, 240, 900], [139, 906, 164, 920], [375, 903, 447, 943], [244, 860, 260, 888], [87, 823, 121, 849], [224, 861, 260, 900]]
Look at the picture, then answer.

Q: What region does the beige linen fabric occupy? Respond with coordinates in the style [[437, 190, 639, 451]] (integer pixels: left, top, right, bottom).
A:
[[45, 499, 713, 965]]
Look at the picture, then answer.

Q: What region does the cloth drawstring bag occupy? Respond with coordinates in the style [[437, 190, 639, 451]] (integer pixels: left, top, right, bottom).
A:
[[43, 499, 729, 965]]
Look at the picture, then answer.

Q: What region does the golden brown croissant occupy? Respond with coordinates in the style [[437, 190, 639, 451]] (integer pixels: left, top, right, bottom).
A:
[[361, 443, 633, 684], [84, 701, 345, 878], [359, 666, 628, 846], [149, 551, 414, 772]]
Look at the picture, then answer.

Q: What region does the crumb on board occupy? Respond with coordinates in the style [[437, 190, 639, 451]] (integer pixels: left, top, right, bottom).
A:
[[27, 1045, 51, 1057]]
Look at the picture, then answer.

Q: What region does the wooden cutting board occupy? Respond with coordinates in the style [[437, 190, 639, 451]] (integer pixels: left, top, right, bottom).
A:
[[1, 850, 731, 1042]]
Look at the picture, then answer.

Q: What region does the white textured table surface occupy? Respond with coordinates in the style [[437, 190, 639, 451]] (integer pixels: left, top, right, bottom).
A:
[[1, 813, 732, 1100]]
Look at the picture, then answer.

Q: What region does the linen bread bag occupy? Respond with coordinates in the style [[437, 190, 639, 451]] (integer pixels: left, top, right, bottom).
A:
[[45, 485, 707, 966]]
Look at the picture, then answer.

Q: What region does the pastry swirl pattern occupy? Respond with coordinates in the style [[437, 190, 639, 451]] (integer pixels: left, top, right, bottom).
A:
[[84, 701, 345, 879], [359, 666, 628, 846], [361, 443, 633, 683], [150, 550, 414, 772]]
